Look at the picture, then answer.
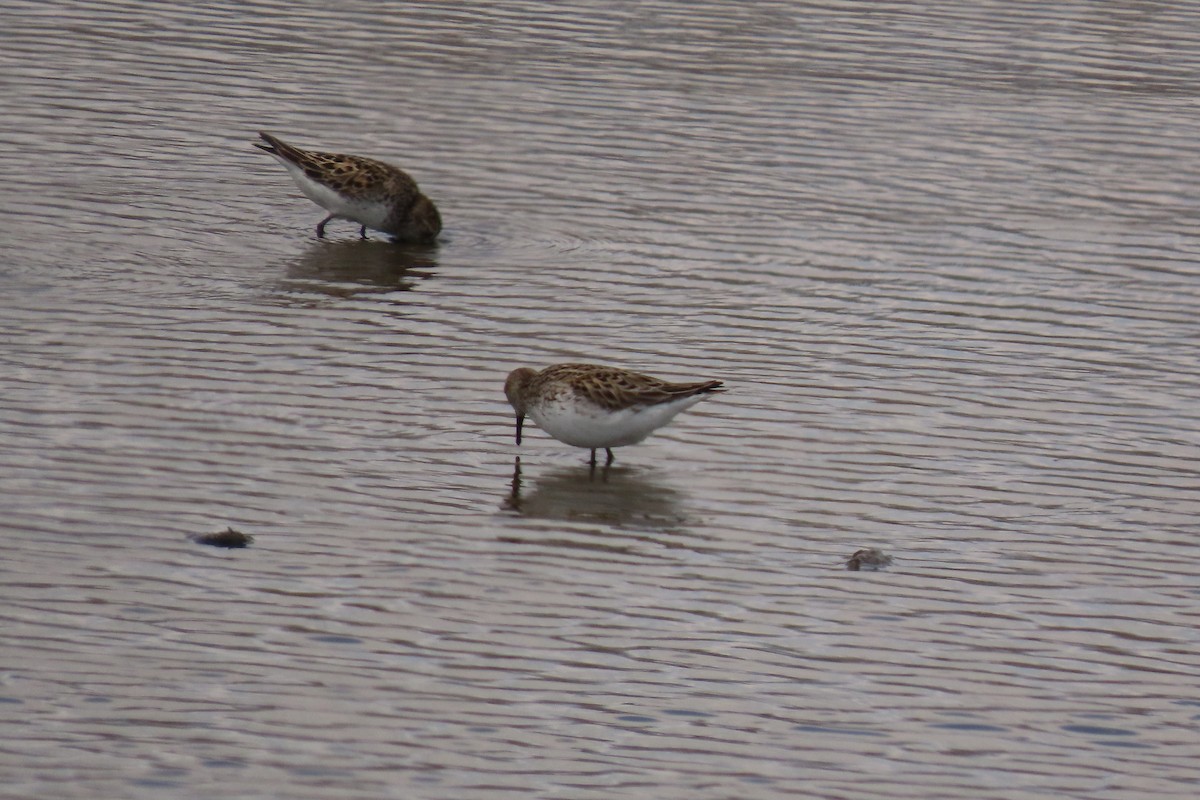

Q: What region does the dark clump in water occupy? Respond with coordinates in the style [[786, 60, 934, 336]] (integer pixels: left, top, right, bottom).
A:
[[189, 527, 254, 549], [846, 548, 893, 571]]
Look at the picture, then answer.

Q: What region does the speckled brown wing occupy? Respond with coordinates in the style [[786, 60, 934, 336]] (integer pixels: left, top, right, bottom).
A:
[[543, 364, 724, 412], [297, 153, 417, 204], [256, 132, 420, 204]]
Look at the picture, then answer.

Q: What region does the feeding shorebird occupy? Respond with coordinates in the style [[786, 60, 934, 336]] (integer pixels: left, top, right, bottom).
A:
[[254, 131, 441, 242], [504, 363, 725, 467]]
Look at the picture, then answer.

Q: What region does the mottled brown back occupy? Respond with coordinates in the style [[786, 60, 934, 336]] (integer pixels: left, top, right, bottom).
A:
[[533, 363, 724, 412], [258, 132, 420, 204]]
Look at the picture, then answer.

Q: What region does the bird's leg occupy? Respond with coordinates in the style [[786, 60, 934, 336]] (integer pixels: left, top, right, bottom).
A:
[[316, 214, 334, 238], [589, 449, 597, 467], [605, 448, 615, 466], [359, 225, 368, 240]]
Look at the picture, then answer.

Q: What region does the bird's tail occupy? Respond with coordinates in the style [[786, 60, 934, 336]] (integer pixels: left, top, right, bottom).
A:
[[682, 379, 725, 397], [254, 131, 306, 165]]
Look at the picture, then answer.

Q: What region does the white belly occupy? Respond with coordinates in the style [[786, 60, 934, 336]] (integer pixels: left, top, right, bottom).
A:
[[280, 160, 392, 230], [530, 394, 709, 449]]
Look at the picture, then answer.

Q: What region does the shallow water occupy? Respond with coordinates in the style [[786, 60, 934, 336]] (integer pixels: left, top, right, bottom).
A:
[[2, 1, 1200, 798]]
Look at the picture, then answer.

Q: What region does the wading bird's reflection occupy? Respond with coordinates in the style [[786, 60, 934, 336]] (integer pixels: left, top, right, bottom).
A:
[[504, 456, 688, 530], [277, 239, 438, 299]]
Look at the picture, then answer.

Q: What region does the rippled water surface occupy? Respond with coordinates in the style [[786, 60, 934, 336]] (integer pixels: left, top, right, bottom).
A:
[[3, 2, 1200, 798]]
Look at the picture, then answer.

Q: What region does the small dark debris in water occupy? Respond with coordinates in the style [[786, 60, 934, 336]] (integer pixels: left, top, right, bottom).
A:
[[190, 527, 254, 549], [846, 548, 892, 571]]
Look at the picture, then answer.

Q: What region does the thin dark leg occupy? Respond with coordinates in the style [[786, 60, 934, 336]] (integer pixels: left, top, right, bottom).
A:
[[589, 449, 597, 467], [605, 448, 615, 466], [359, 225, 368, 239], [316, 214, 334, 238]]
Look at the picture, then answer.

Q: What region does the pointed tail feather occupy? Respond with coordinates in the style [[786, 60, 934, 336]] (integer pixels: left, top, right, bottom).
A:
[[677, 379, 725, 398], [254, 131, 305, 164]]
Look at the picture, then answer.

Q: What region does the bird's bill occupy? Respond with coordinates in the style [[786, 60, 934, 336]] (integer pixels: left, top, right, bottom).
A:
[[515, 414, 524, 445]]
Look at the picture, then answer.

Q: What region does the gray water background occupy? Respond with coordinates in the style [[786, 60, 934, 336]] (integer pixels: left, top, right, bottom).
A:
[[2, 2, 1199, 798]]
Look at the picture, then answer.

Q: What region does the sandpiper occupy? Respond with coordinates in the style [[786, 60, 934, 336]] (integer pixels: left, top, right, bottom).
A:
[[254, 132, 441, 242], [504, 363, 725, 466]]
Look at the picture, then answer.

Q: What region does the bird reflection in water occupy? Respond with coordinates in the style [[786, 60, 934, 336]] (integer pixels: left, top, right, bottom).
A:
[[277, 239, 438, 300], [504, 456, 688, 531]]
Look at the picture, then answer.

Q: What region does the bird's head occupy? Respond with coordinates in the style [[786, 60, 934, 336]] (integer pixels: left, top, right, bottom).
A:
[[504, 367, 538, 445]]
